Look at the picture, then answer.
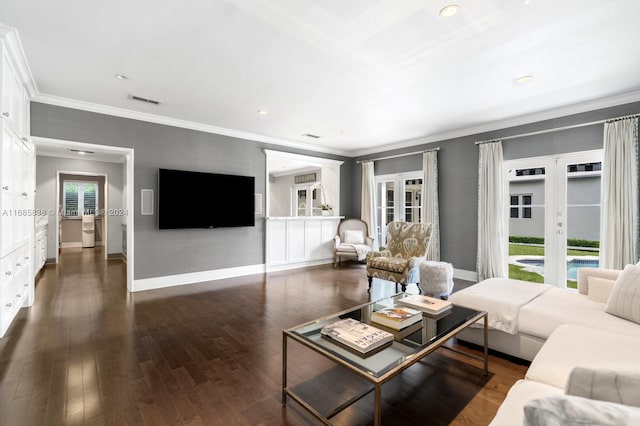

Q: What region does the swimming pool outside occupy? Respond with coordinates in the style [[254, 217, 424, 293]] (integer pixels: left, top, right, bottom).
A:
[[511, 256, 599, 281]]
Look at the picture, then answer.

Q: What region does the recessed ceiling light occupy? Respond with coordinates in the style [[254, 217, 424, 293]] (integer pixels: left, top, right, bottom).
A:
[[257, 110, 268, 115], [70, 149, 94, 155], [115, 74, 128, 80], [515, 75, 534, 84], [439, 4, 459, 17]]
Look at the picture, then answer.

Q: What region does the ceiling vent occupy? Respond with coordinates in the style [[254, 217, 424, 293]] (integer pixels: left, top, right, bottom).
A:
[[127, 94, 161, 105], [303, 133, 321, 139]]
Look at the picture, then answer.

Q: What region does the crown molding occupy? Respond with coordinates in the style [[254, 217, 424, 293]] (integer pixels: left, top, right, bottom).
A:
[[349, 90, 640, 157], [0, 24, 38, 97], [31, 93, 353, 157]]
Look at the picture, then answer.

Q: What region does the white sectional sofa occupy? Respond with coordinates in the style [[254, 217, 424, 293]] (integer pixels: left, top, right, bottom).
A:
[[450, 267, 640, 361], [490, 324, 640, 425], [449, 265, 640, 424]]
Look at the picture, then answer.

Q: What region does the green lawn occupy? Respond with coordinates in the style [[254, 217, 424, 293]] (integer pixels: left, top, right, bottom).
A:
[[509, 244, 598, 257]]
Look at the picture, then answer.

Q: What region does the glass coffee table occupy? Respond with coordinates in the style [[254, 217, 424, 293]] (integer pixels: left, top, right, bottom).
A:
[[282, 293, 488, 425]]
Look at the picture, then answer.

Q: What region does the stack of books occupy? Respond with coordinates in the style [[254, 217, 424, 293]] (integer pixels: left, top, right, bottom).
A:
[[321, 318, 393, 355], [371, 306, 422, 330], [397, 294, 453, 315]]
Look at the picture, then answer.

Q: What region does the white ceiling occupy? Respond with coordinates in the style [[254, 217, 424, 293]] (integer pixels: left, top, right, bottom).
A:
[[2, 0, 640, 157]]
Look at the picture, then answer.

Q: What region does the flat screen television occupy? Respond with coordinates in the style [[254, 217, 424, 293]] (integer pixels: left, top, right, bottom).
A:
[[158, 168, 255, 229]]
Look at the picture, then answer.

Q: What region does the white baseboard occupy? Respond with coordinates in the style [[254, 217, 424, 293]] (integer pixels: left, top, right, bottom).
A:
[[60, 242, 104, 248], [265, 258, 335, 272], [60, 242, 82, 248], [132, 263, 266, 292], [454, 268, 478, 282]]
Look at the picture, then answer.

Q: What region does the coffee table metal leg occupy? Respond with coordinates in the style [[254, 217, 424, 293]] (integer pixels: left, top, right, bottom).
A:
[[374, 383, 382, 426], [282, 332, 288, 403], [483, 314, 489, 376]]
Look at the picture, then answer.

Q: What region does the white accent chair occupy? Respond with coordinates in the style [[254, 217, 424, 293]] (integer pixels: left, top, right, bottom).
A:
[[333, 219, 375, 267]]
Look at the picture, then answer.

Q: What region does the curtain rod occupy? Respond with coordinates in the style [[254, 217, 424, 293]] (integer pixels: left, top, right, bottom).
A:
[[475, 112, 640, 145], [356, 147, 439, 164]]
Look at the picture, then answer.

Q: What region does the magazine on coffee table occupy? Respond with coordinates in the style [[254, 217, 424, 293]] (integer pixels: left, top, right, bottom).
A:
[[321, 318, 393, 354], [397, 294, 452, 315]]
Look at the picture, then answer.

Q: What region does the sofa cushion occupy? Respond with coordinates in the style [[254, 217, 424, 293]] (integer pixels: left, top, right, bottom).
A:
[[523, 395, 640, 426], [489, 379, 563, 426], [587, 276, 615, 303], [367, 256, 409, 274], [606, 264, 640, 324], [526, 324, 640, 389], [566, 367, 640, 407], [343, 229, 365, 244], [518, 289, 640, 340]]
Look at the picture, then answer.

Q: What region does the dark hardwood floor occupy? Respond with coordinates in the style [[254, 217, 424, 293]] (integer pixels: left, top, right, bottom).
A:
[[0, 249, 527, 425]]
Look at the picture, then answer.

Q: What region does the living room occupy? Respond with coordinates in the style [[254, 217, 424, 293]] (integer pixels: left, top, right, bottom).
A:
[[1, 1, 639, 425]]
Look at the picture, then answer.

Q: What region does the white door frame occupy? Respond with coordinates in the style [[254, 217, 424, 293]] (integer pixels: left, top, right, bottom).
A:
[[504, 149, 602, 287], [34, 137, 134, 292]]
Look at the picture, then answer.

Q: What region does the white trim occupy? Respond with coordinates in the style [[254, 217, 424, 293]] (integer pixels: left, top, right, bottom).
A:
[[454, 268, 478, 282], [132, 264, 266, 292], [60, 242, 83, 248], [0, 25, 38, 97], [351, 91, 640, 157], [32, 93, 352, 157], [265, 259, 334, 273]]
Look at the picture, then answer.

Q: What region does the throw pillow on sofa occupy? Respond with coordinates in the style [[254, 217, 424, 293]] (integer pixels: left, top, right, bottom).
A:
[[587, 276, 616, 303], [606, 264, 640, 324], [565, 367, 640, 407], [524, 395, 640, 426]]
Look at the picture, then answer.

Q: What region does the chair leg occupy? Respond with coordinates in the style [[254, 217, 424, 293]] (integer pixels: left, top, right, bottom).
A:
[[416, 283, 423, 295], [367, 276, 372, 292], [399, 283, 407, 293]]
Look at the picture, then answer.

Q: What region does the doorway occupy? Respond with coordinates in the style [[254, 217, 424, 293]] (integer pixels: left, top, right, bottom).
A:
[[504, 150, 603, 288], [34, 137, 134, 292]]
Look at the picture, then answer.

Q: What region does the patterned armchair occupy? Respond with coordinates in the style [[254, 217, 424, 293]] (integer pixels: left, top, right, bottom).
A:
[[366, 221, 432, 292], [334, 218, 375, 267]]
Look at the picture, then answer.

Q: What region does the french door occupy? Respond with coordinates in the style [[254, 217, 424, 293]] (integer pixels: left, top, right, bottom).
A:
[[504, 150, 602, 288], [374, 172, 422, 247]]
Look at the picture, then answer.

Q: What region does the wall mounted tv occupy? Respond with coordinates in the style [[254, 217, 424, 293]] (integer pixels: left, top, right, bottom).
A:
[[158, 168, 255, 229]]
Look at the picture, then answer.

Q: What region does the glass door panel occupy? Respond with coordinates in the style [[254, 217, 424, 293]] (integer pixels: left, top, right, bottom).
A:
[[296, 188, 308, 216], [562, 158, 602, 289], [404, 178, 422, 223], [376, 181, 395, 247], [507, 165, 547, 284]]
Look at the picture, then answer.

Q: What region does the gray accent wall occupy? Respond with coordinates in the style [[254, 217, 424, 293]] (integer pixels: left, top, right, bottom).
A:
[[354, 101, 640, 273], [31, 103, 354, 280]]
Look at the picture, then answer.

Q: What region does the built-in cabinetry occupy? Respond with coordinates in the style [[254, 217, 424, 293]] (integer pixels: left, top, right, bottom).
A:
[[265, 216, 342, 271], [34, 218, 47, 276], [0, 29, 33, 338]]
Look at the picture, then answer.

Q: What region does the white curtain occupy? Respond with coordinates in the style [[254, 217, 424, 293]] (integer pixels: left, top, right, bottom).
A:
[[477, 141, 507, 280], [361, 161, 377, 248], [600, 117, 638, 269], [421, 150, 440, 260]]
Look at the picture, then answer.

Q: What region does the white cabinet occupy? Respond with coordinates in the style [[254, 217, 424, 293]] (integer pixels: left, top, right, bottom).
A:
[[34, 219, 47, 276], [266, 217, 342, 270], [1, 48, 28, 138], [0, 33, 33, 338]]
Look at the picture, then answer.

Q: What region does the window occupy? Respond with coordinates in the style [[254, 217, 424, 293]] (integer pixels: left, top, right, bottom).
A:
[[63, 181, 98, 216], [509, 194, 532, 219]]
